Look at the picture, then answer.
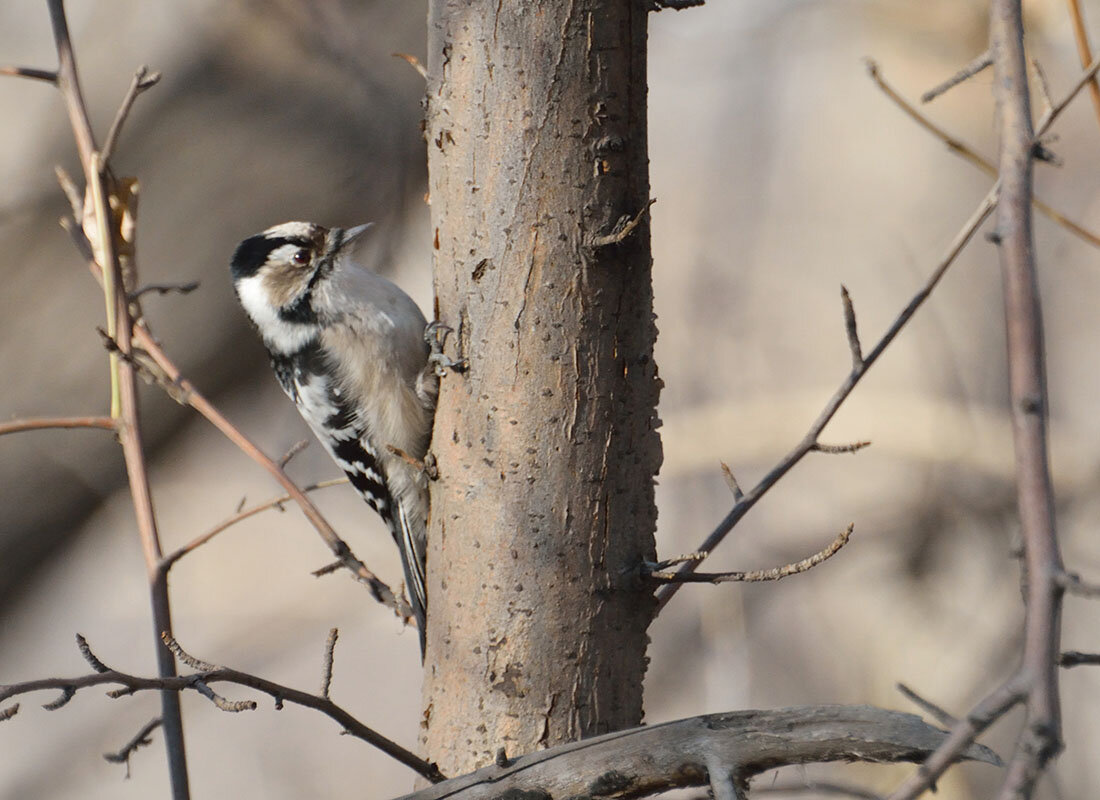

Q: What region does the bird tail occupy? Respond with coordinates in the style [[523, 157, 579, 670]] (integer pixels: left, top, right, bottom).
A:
[[395, 502, 428, 659]]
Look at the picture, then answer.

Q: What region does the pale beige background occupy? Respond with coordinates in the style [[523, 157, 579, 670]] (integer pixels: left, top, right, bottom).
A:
[[1, 1, 1099, 798]]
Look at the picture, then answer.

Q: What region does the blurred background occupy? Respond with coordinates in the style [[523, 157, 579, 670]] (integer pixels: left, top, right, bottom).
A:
[[1, 1, 1099, 798]]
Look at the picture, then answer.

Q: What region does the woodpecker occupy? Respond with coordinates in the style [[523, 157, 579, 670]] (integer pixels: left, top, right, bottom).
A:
[[230, 221, 454, 656]]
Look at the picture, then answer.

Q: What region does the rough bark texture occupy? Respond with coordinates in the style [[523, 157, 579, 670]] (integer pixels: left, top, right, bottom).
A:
[[422, 0, 661, 775]]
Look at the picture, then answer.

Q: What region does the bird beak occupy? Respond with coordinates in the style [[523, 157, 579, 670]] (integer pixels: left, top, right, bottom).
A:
[[339, 223, 374, 250]]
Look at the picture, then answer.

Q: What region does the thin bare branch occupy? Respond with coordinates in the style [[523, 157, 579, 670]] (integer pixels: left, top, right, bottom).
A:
[[1030, 59, 1054, 122], [129, 281, 199, 301], [719, 461, 744, 502], [392, 52, 428, 79], [1059, 651, 1100, 668], [887, 676, 1024, 800], [988, 2, 1065, 794], [278, 439, 310, 468], [101, 65, 160, 163], [1065, 0, 1100, 133], [656, 185, 997, 610], [922, 51, 993, 103], [653, 525, 852, 584], [590, 198, 657, 247], [41, 685, 76, 711], [126, 325, 410, 619], [1039, 53, 1100, 133], [896, 682, 959, 728], [0, 64, 58, 83], [0, 416, 116, 436], [867, 59, 1100, 250], [840, 285, 862, 367], [104, 716, 162, 778], [161, 634, 216, 672], [76, 633, 111, 673], [321, 628, 338, 700], [0, 639, 445, 783], [1057, 570, 1100, 597], [54, 165, 83, 220], [193, 681, 255, 713], [33, 3, 190, 790], [160, 478, 347, 571], [811, 441, 872, 455]]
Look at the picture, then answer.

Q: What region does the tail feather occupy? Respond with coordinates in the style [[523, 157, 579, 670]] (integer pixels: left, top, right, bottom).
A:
[[395, 502, 428, 659]]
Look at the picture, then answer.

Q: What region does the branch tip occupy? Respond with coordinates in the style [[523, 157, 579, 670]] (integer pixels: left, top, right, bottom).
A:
[[75, 634, 110, 673], [321, 628, 339, 700]]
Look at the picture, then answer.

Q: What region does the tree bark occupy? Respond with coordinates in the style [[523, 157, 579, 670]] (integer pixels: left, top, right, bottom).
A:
[[422, 0, 661, 776]]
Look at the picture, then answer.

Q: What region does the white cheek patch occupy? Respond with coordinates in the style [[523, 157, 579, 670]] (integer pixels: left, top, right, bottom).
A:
[[236, 275, 315, 355]]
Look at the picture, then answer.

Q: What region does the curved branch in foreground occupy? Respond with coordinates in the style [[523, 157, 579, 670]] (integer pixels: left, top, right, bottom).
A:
[[397, 705, 999, 800], [0, 657, 442, 783]]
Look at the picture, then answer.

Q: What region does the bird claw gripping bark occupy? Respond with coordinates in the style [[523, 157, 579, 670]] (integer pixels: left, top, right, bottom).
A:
[[425, 321, 468, 377]]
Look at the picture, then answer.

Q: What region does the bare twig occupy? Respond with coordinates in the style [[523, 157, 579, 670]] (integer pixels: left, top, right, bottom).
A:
[[867, 59, 1100, 250], [653, 525, 852, 584], [0, 704, 20, 722], [278, 439, 310, 468], [1065, 0, 1100, 133], [656, 185, 998, 610], [193, 681, 255, 713], [645, 551, 708, 571], [54, 165, 83, 220], [1030, 59, 1054, 122], [1057, 571, 1100, 597], [840, 285, 862, 367], [0, 416, 116, 436], [321, 628, 339, 700], [590, 198, 657, 247], [720, 462, 744, 501], [811, 441, 872, 454], [162, 634, 216, 672], [15, 4, 192, 794], [40, 685, 76, 711], [104, 716, 162, 777], [392, 52, 428, 79], [76, 633, 111, 673], [0, 65, 58, 82], [887, 677, 1024, 800], [160, 478, 347, 570], [987, 3, 1064, 795], [0, 637, 445, 783], [101, 65, 160, 163], [1059, 651, 1100, 668], [922, 50, 993, 103], [129, 281, 199, 301], [891, 5, 1067, 796], [896, 682, 959, 728], [1038, 53, 1100, 132], [126, 325, 410, 619]]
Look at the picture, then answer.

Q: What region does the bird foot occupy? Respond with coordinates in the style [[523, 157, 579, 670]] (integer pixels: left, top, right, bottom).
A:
[[424, 321, 468, 377]]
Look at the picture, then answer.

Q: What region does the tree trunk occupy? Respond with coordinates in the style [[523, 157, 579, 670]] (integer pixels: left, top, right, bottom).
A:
[[422, 0, 661, 776]]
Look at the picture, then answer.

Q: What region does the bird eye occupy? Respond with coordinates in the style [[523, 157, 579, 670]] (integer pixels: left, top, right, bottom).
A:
[[292, 248, 310, 266]]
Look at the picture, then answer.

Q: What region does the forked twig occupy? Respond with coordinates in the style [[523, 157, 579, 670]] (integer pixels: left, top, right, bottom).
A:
[[656, 185, 998, 610]]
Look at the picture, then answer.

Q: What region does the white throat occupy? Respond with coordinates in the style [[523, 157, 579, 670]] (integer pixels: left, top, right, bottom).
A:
[[235, 275, 316, 355]]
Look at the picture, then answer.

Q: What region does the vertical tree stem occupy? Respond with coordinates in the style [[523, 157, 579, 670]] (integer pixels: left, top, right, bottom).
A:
[[990, 1, 1064, 795], [423, 0, 661, 776]]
